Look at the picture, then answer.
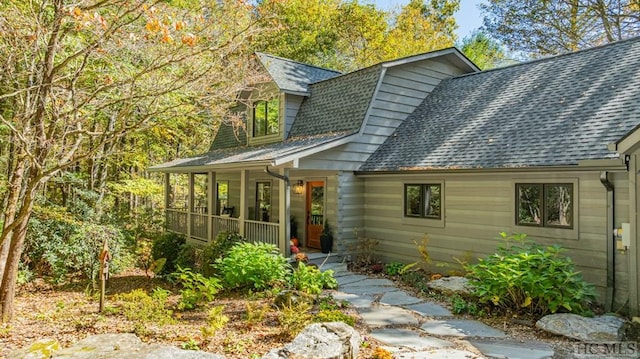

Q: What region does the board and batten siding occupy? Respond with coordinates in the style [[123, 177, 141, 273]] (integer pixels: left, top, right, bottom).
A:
[[362, 170, 630, 305], [299, 59, 467, 171]]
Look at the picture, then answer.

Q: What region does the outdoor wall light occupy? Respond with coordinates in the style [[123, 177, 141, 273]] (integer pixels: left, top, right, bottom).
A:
[[293, 180, 304, 195]]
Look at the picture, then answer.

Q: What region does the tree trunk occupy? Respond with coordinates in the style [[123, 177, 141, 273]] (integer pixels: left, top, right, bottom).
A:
[[0, 172, 37, 322], [0, 158, 26, 288], [0, 208, 32, 322]]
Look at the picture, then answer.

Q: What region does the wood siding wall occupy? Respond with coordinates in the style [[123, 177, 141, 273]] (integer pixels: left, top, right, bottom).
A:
[[361, 170, 630, 306], [300, 59, 466, 171], [285, 94, 304, 138]]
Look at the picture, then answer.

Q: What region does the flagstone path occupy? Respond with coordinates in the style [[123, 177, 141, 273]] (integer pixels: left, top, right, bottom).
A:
[[316, 259, 556, 359]]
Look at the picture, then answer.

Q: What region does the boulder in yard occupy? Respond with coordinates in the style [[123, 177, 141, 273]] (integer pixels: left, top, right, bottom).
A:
[[427, 276, 474, 296], [536, 314, 626, 341], [262, 322, 360, 359]]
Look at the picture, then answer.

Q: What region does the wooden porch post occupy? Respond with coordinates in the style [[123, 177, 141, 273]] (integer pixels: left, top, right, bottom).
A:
[[278, 168, 290, 256], [239, 169, 247, 237], [207, 171, 217, 243], [164, 173, 170, 209], [187, 173, 194, 240]]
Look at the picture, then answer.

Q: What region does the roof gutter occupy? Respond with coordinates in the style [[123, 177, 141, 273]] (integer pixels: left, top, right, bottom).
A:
[[599, 171, 616, 312], [264, 166, 291, 256]]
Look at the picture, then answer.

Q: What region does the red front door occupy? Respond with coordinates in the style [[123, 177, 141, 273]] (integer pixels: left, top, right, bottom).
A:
[[306, 181, 324, 249]]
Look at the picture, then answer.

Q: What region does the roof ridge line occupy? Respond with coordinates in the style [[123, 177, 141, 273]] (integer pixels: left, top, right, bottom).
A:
[[452, 36, 640, 80], [255, 52, 342, 74]]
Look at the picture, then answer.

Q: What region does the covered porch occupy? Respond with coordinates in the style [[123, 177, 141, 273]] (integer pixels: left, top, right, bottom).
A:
[[162, 167, 328, 255]]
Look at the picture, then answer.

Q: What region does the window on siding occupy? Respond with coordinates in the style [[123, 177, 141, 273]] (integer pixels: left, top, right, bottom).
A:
[[253, 98, 279, 137], [256, 181, 271, 222], [516, 183, 573, 228], [404, 184, 441, 219]]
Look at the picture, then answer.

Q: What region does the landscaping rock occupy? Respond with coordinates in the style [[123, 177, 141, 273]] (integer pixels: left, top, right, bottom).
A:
[[8, 338, 60, 359], [427, 276, 474, 295], [618, 320, 640, 342], [262, 322, 360, 359], [536, 314, 626, 341], [11, 334, 225, 359]]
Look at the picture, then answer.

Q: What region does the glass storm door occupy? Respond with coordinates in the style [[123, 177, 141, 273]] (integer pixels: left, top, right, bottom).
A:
[[306, 181, 324, 249]]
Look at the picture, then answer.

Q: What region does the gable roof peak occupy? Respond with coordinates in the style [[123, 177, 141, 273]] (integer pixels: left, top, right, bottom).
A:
[[255, 52, 342, 95]]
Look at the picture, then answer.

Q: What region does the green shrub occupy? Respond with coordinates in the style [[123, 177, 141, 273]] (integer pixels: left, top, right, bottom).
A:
[[25, 209, 132, 283], [200, 232, 245, 277], [216, 242, 289, 291], [113, 288, 175, 324], [466, 232, 596, 316], [384, 261, 418, 277], [278, 301, 312, 340], [450, 294, 482, 316], [384, 262, 404, 276], [314, 309, 356, 326], [170, 266, 222, 310], [200, 305, 229, 338], [289, 263, 337, 295], [151, 233, 186, 275], [175, 243, 201, 271]]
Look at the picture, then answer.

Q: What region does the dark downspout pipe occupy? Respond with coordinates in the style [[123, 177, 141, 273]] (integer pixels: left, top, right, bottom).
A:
[[265, 166, 290, 255], [600, 171, 615, 312]]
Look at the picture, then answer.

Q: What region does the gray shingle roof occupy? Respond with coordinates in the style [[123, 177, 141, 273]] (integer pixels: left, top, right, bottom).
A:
[[209, 120, 247, 151], [149, 132, 352, 171], [361, 37, 640, 172], [289, 65, 382, 137], [256, 53, 341, 94]]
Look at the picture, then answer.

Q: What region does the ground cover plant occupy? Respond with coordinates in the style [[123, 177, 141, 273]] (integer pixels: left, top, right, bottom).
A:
[[3, 235, 363, 358]]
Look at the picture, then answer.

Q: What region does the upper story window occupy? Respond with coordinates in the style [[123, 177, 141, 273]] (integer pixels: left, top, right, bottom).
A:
[[253, 98, 279, 137], [516, 183, 573, 228], [404, 184, 441, 219]]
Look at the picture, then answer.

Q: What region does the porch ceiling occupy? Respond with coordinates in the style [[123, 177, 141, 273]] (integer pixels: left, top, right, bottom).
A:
[[148, 132, 355, 172]]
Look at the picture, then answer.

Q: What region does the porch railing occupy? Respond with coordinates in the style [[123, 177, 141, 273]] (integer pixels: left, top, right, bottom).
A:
[[166, 209, 187, 233], [166, 210, 279, 248], [190, 213, 208, 242], [211, 215, 240, 236], [244, 220, 279, 246]]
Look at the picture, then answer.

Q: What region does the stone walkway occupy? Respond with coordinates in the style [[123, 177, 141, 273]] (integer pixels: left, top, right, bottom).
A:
[[316, 259, 556, 359]]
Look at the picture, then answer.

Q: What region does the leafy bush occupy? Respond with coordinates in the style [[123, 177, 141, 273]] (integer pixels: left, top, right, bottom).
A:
[[466, 232, 596, 316], [244, 301, 270, 326], [384, 262, 404, 276], [313, 309, 356, 326], [170, 266, 222, 310], [450, 294, 482, 316], [384, 262, 418, 277], [175, 243, 202, 271], [200, 305, 229, 338], [200, 232, 244, 277], [112, 288, 175, 324], [278, 301, 312, 340], [289, 263, 337, 295], [25, 207, 133, 283], [151, 232, 186, 275], [216, 242, 289, 291]]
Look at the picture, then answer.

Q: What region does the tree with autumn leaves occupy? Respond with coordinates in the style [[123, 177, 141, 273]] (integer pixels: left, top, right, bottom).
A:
[[0, 0, 265, 321]]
